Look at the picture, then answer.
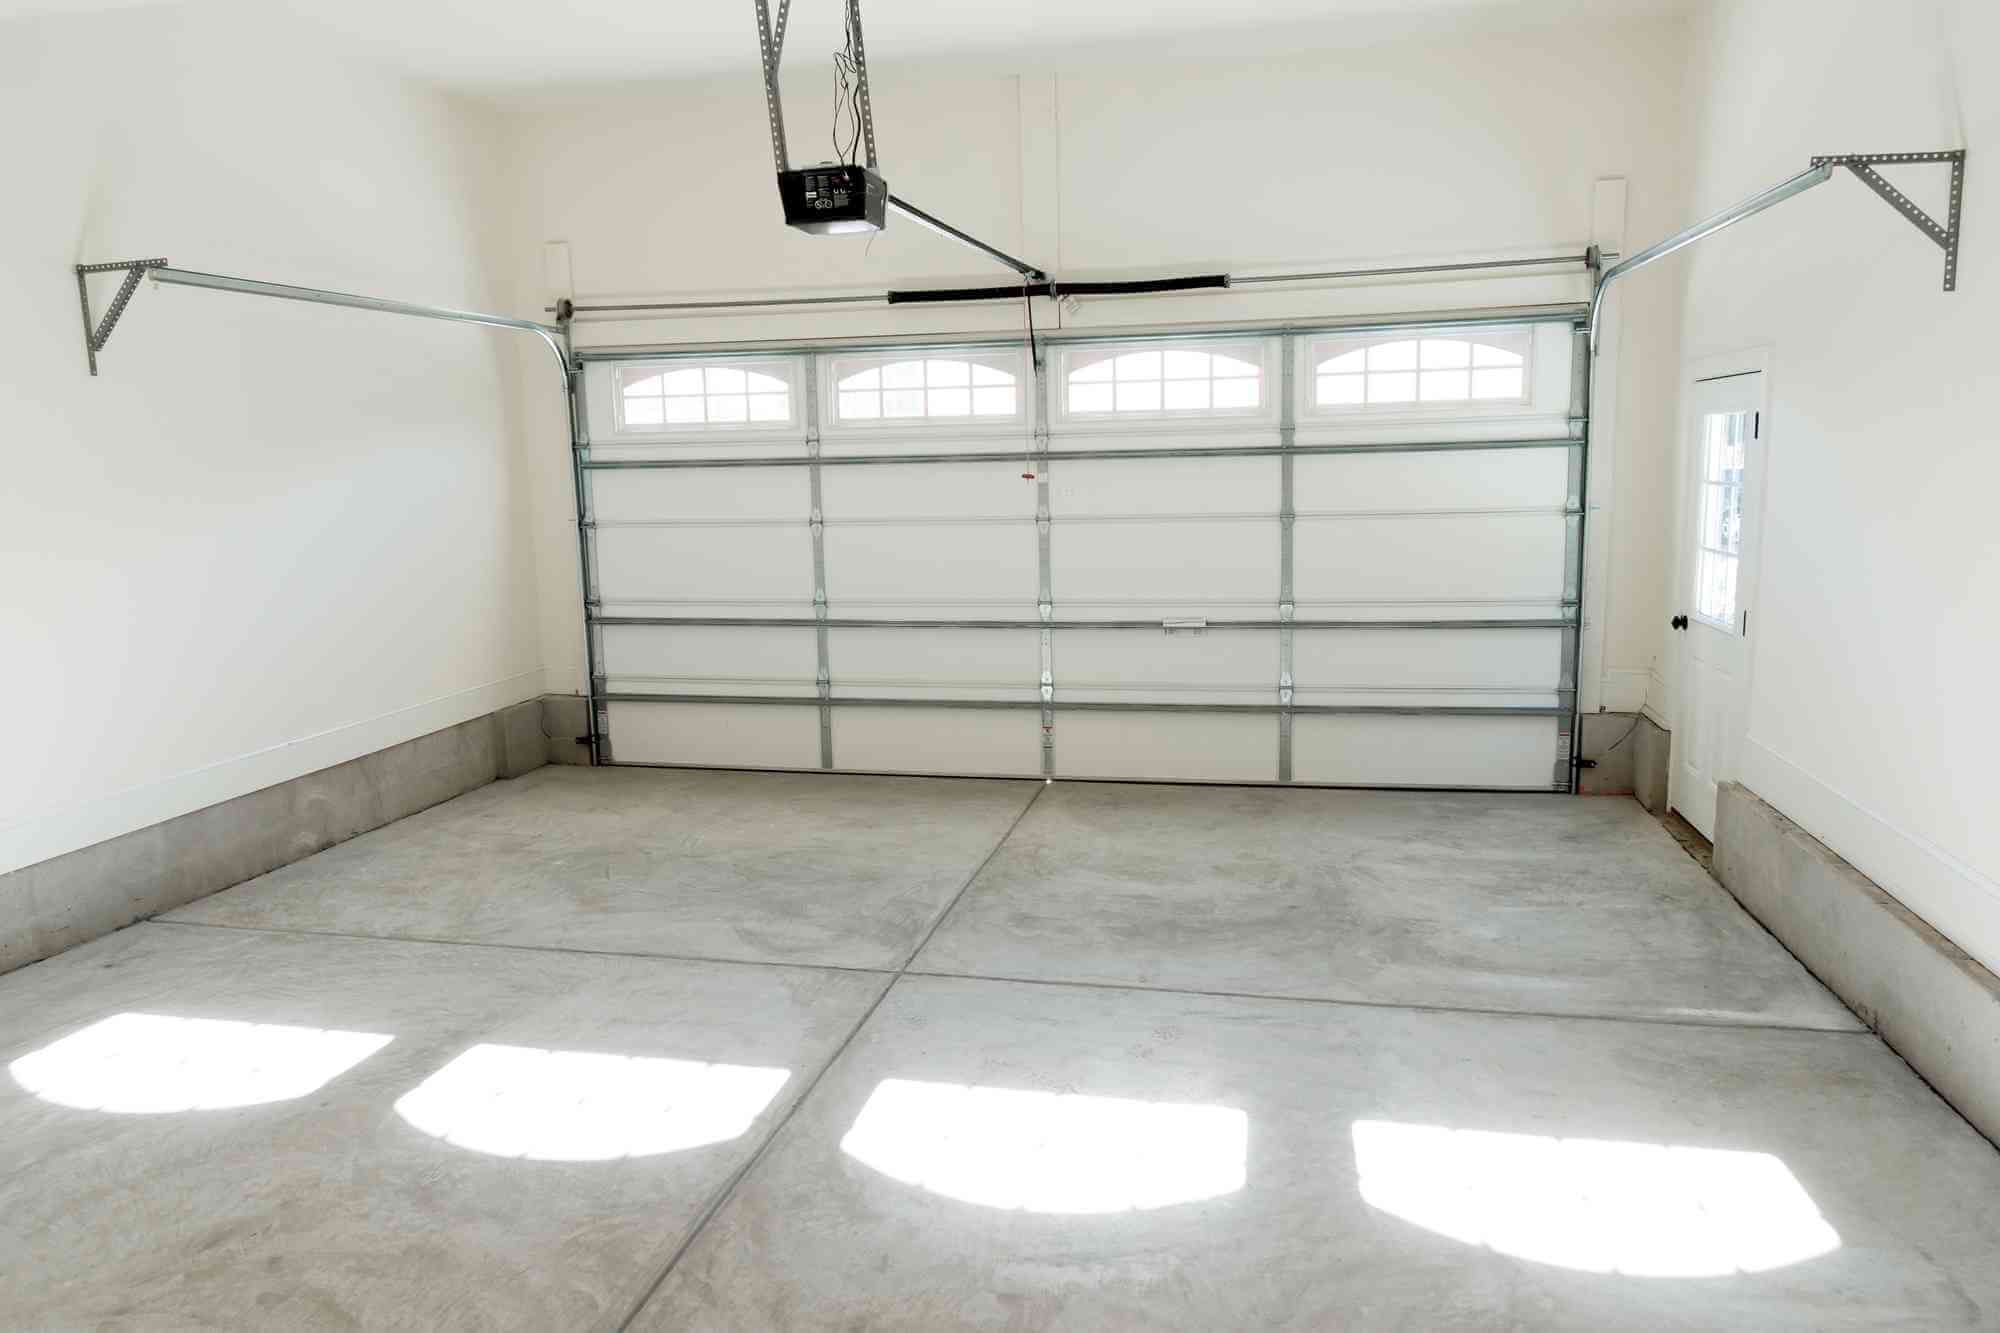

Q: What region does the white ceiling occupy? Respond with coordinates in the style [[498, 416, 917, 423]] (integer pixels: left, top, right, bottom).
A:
[[170, 0, 1693, 94]]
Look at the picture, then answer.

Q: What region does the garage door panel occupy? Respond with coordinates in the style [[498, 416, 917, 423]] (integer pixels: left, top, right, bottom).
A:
[[1059, 629, 1275, 705], [825, 521, 1037, 612], [1060, 712, 1276, 783], [1291, 714, 1559, 789], [1051, 457, 1276, 516], [1049, 422, 1280, 456], [1294, 448, 1568, 512], [600, 624, 817, 696], [832, 708, 1041, 776], [1293, 627, 1563, 708], [1294, 514, 1565, 605], [595, 527, 815, 612], [591, 469, 808, 522], [1055, 518, 1276, 613], [606, 701, 820, 769], [830, 628, 1040, 701], [820, 461, 1037, 520]]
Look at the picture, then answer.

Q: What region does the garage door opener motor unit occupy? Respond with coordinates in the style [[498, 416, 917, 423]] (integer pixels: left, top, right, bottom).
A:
[[754, 0, 1056, 281]]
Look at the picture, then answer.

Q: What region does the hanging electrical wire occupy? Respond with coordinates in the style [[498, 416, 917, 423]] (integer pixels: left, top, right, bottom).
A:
[[830, 7, 864, 165]]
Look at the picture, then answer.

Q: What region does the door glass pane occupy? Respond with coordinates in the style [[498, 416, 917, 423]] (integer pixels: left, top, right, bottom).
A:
[[1692, 410, 1748, 630]]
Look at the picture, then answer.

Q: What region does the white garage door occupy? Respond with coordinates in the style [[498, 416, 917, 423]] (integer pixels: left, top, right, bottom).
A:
[[574, 312, 1586, 791]]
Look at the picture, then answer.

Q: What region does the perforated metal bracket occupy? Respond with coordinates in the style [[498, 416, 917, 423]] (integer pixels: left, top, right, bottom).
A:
[[75, 258, 167, 375], [752, 0, 878, 173], [1811, 151, 1967, 291]]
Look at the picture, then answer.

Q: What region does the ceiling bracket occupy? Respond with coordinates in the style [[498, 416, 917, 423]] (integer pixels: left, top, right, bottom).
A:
[[1810, 151, 1967, 291], [74, 258, 167, 376]]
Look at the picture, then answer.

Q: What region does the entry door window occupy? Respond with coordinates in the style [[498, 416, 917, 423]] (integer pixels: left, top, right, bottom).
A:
[[1694, 410, 1750, 630]]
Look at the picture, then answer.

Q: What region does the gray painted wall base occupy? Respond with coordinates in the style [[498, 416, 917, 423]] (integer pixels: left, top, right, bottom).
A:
[[541, 695, 593, 765], [0, 698, 551, 978], [1575, 711, 1669, 811], [1716, 780, 2000, 1148]]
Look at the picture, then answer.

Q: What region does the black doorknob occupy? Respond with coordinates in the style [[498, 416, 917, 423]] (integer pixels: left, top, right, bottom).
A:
[[1670, 614, 1689, 630]]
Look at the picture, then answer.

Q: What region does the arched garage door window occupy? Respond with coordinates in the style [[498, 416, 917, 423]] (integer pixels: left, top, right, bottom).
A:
[[1312, 332, 1530, 409], [834, 357, 1020, 421], [616, 362, 795, 429]]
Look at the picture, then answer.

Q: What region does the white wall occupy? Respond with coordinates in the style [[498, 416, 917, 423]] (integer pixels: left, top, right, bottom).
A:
[[491, 14, 1695, 715], [1674, 1, 2000, 969], [0, 2, 544, 874]]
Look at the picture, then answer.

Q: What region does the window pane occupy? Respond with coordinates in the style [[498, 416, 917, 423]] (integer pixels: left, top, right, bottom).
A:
[[1421, 369, 1471, 402], [623, 397, 664, 426], [1471, 367, 1524, 399], [1069, 383, 1113, 413], [706, 394, 748, 423], [1115, 380, 1162, 412], [744, 370, 788, 394], [972, 386, 1016, 416], [1697, 552, 1722, 620], [1697, 549, 1740, 624], [1703, 417, 1732, 480], [928, 387, 971, 416], [1369, 371, 1416, 403], [972, 362, 1012, 385], [1420, 339, 1471, 369], [927, 359, 971, 386], [662, 367, 704, 394], [1212, 378, 1259, 409], [1472, 342, 1524, 367], [664, 396, 705, 424], [841, 367, 881, 390], [1114, 351, 1162, 381], [748, 393, 789, 422], [882, 360, 924, 389], [1162, 349, 1209, 379], [1721, 484, 1743, 555], [840, 390, 880, 419], [1212, 352, 1259, 378], [1368, 341, 1418, 371], [1163, 379, 1210, 410], [1318, 374, 1365, 406], [1070, 357, 1114, 383], [705, 366, 746, 394], [882, 388, 925, 417], [1319, 349, 1366, 374], [621, 372, 664, 395]]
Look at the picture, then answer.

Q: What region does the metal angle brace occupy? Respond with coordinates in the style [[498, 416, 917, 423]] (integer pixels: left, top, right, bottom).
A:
[[1810, 151, 1967, 291], [75, 259, 167, 376]]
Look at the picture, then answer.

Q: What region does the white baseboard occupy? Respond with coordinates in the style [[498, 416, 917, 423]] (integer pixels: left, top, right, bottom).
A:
[[0, 669, 545, 877], [1739, 737, 2000, 979]]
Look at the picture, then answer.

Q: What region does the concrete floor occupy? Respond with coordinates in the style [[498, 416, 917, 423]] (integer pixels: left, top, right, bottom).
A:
[[3, 766, 1997, 1329]]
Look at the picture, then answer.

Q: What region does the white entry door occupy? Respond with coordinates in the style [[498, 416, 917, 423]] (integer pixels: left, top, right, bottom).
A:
[[1670, 371, 1765, 837]]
